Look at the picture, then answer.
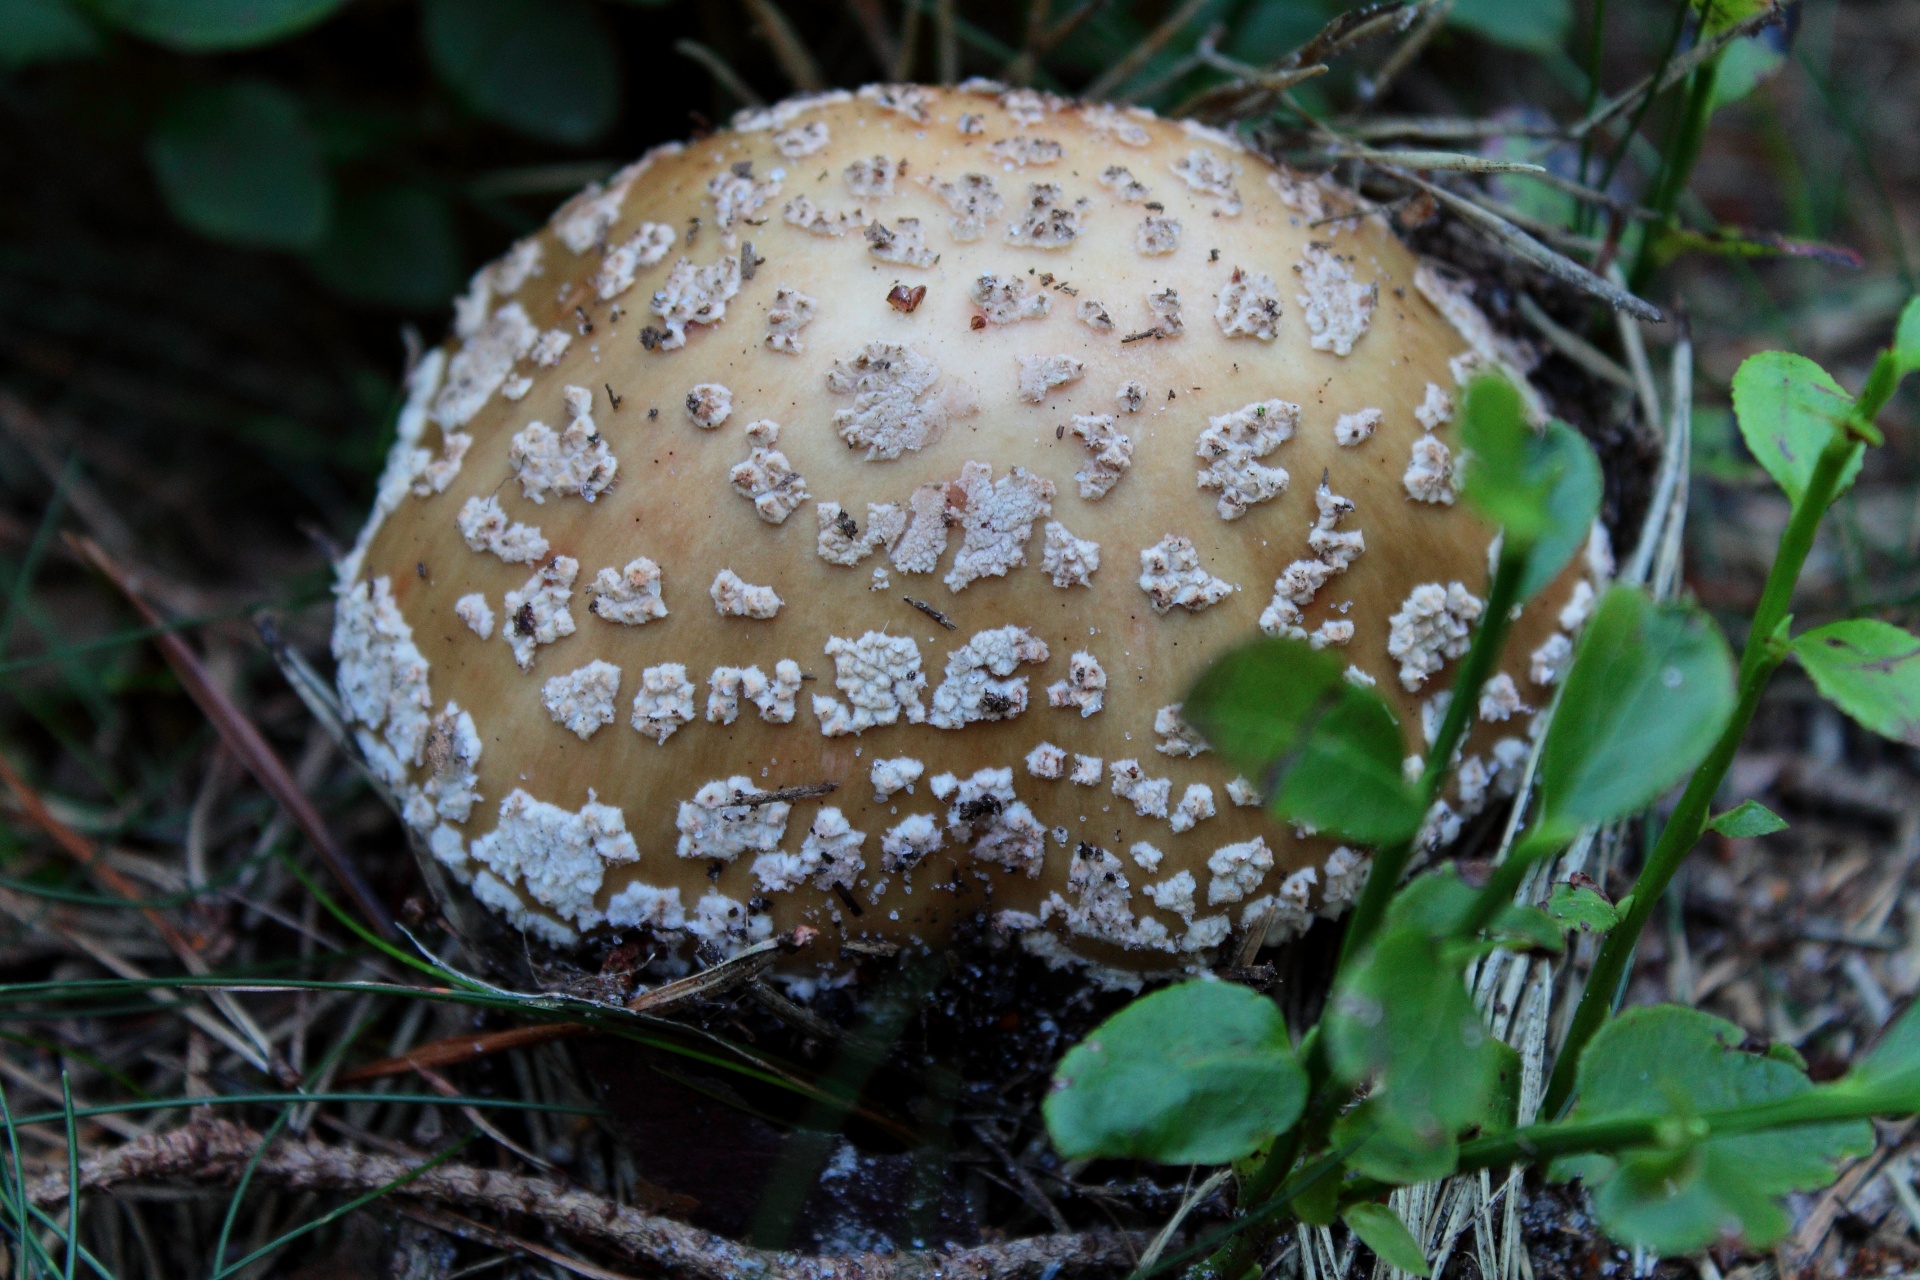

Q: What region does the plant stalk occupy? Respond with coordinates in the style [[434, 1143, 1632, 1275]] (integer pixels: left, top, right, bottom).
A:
[[1543, 415, 1875, 1116]]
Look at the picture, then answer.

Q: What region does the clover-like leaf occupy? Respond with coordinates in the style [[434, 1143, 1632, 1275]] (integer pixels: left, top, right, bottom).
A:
[[1385, 867, 1562, 953], [1545, 881, 1620, 933], [0, 0, 101, 67], [90, 0, 348, 50], [1537, 587, 1737, 840], [423, 0, 619, 146], [1561, 1006, 1872, 1255], [1184, 637, 1423, 845], [1343, 1203, 1431, 1276], [147, 80, 331, 250], [1792, 619, 1920, 747], [310, 184, 463, 311], [1707, 799, 1788, 838], [1045, 981, 1306, 1165], [1326, 925, 1504, 1183], [1730, 351, 1863, 506], [1460, 381, 1602, 602]]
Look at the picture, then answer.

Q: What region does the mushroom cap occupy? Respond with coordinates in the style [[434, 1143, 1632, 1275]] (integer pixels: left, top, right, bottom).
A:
[[333, 83, 1601, 990]]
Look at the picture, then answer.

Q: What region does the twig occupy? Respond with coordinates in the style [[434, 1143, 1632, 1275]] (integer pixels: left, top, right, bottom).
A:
[[735, 782, 838, 806], [741, 0, 827, 91], [1569, 5, 1785, 140], [66, 533, 396, 940], [1514, 295, 1636, 389], [29, 1120, 1151, 1280], [675, 40, 765, 109], [1081, 0, 1213, 100]]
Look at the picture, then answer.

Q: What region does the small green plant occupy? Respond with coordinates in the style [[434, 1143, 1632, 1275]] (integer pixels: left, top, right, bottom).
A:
[[1044, 297, 1920, 1275]]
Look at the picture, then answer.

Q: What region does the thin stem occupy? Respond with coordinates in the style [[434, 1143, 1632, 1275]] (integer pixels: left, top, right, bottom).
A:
[[1544, 417, 1870, 1117], [1630, 50, 1724, 290], [1338, 536, 1532, 969]]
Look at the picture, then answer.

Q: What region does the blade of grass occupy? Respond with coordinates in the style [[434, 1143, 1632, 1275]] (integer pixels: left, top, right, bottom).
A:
[[58, 1075, 74, 1280]]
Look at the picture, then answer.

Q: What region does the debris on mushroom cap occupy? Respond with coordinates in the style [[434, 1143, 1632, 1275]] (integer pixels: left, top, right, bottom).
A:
[[332, 83, 1599, 988]]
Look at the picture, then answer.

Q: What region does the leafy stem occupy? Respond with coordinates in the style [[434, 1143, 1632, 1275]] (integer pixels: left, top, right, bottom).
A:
[[1338, 533, 1533, 968], [1545, 382, 1883, 1117]]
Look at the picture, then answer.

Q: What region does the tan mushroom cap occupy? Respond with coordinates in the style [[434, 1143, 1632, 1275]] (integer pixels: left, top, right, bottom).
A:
[[332, 83, 1604, 992]]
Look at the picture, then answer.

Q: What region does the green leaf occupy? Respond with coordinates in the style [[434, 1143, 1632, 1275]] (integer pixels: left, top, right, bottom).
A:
[[423, 0, 618, 146], [0, 0, 101, 67], [1707, 799, 1788, 838], [1458, 381, 1602, 600], [1843, 1000, 1920, 1110], [1709, 35, 1786, 110], [1545, 881, 1620, 933], [147, 81, 331, 251], [1793, 619, 1920, 747], [1332, 1098, 1460, 1185], [1447, 0, 1568, 52], [1537, 587, 1737, 840], [89, 0, 349, 50], [1184, 638, 1423, 846], [1519, 422, 1604, 601], [1326, 925, 1503, 1182], [1044, 981, 1307, 1165], [1564, 1006, 1872, 1254], [1894, 296, 1920, 380], [1692, 0, 1769, 34], [308, 184, 462, 311], [1730, 351, 1864, 506], [1343, 1203, 1430, 1276], [1385, 868, 1561, 953]]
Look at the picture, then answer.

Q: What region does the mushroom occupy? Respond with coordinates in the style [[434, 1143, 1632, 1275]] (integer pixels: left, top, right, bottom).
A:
[[333, 82, 1602, 992]]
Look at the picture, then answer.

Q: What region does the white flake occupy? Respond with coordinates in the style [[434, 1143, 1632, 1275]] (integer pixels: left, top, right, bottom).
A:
[[728, 421, 811, 524], [454, 593, 494, 638], [1387, 582, 1484, 691], [1040, 520, 1100, 587], [970, 273, 1049, 323], [813, 631, 925, 736], [631, 664, 696, 743], [1530, 634, 1573, 687], [773, 120, 829, 157], [859, 83, 935, 121], [1098, 164, 1150, 201], [1065, 414, 1133, 499], [764, 285, 818, 354], [1146, 869, 1197, 920], [684, 890, 772, 956], [1025, 742, 1066, 779], [782, 195, 864, 237], [1226, 777, 1261, 807], [942, 462, 1054, 592], [1153, 704, 1209, 757], [1108, 758, 1171, 819], [1311, 620, 1355, 649], [844, 155, 905, 199], [1116, 380, 1146, 413], [1004, 183, 1087, 248], [1403, 433, 1456, 504], [710, 569, 782, 619], [1345, 664, 1377, 688], [1046, 650, 1107, 717], [825, 342, 954, 460], [1135, 213, 1181, 255], [1335, 407, 1381, 446], [1171, 148, 1241, 214], [509, 386, 617, 504], [706, 162, 782, 243], [865, 217, 938, 268], [588, 558, 667, 626], [676, 776, 791, 862], [502, 556, 579, 670], [1207, 837, 1273, 906], [1416, 382, 1455, 431], [456, 496, 548, 564], [411, 430, 471, 497], [470, 789, 638, 929], [1309, 480, 1365, 570], [592, 224, 675, 300], [432, 303, 537, 428], [930, 173, 1004, 240], [685, 383, 732, 429], [1170, 784, 1216, 834], [409, 702, 483, 829], [1138, 535, 1234, 614], [1069, 755, 1103, 786], [605, 882, 686, 931], [802, 807, 868, 890], [928, 625, 1049, 728], [1214, 267, 1282, 340], [472, 870, 576, 947], [870, 756, 925, 799], [1294, 242, 1376, 355], [1479, 672, 1528, 722], [1017, 354, 1084, 403], [989, 136, 1064, 168], [816, 501, 907, 566], [542, 660, 621, 740], [1077, 298, 1114, 331], [1195, 399, 1298, 519], [648, 254, 743, 350], [1082, 105, 1152, 147], [1559, 580, 1596, 632], [881, 813, 943, 871], [891, 483, 954, 573]]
